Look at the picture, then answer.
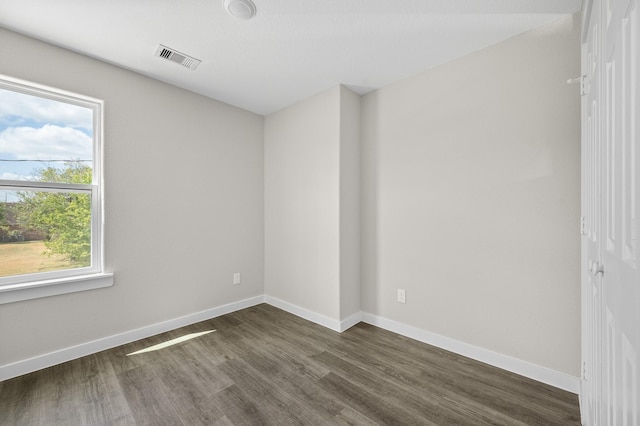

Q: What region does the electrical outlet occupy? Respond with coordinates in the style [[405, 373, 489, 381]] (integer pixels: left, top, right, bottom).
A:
[[397, 288, 406, 304], [233, 272, 241, 285]]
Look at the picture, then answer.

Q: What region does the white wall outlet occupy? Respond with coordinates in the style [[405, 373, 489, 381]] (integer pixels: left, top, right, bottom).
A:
[[397, 288, 406, 304], [233, 272, 241, 285]]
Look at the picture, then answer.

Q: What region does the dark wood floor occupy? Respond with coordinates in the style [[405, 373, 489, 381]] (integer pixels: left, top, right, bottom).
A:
[[0, 303, 581, 425]]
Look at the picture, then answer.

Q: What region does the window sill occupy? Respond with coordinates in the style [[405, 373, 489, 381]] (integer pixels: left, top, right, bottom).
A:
[[0, 273, 114, 304]]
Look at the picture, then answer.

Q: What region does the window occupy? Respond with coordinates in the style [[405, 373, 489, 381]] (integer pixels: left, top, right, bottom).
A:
[[0, 75, 112, 304]]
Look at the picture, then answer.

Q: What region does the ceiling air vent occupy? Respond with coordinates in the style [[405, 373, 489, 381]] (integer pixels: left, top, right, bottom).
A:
[[154, 44, 201, 70]]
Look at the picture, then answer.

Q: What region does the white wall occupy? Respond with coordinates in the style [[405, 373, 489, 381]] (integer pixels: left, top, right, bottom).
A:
[[264, 87, 342, 320], [361, 15, 581, 376], [0, 28, 264, 367], [339, 86, 361, 321], [264, 85, 360, 324]]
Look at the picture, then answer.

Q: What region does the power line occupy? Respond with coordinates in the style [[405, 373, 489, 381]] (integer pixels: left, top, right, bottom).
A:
[[0, 159, 91, 162]]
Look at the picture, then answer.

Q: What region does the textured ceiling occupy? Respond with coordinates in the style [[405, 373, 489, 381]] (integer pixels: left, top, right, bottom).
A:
[[0, 0, 582, 115]]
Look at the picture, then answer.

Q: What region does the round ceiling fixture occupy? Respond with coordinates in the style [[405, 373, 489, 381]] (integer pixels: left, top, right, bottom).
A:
[[223, 0, 257, 20]]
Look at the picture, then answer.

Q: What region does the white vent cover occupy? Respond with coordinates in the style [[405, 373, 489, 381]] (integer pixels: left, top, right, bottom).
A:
[[154, 45, 201, 70]]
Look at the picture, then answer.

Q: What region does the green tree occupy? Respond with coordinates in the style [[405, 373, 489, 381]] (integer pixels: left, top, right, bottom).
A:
[[0, 202, 8, 235], [18, 163, 92, 264]]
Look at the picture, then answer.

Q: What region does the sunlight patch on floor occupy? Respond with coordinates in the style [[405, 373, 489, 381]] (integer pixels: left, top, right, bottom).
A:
[[126, 330, 216, 356]]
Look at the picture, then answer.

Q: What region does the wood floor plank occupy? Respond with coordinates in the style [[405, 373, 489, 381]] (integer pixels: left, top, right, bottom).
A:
[[218, 357, 329, 425], [334, 405, 380, 426], [213, 384, 271, 426], [318, 371, 439, 425], [0, 303, 582, 425], [147, 344, 230, 425], [314, 350, 489, 425], [116, 365, 184, 426], [219, 314, 332, 380], [72, 355, 117, 426], [36, 357, 108, 426], [318, 327, 567, 424], [0, 373, 38, 425], [92, 351, 137, 425], [233, 341, 346, 421]]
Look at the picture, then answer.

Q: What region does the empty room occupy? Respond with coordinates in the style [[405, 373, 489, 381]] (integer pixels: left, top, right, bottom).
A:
[[0, 0, 638, 425]]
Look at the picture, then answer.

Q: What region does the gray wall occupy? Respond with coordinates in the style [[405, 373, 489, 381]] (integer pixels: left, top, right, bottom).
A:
[[361, 15, 581, 375], [0, 28, 265, 366]]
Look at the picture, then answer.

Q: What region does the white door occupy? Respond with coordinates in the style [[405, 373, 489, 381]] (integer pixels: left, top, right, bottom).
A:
[[583, 0, 640, 424], [582, 0, 604, 423], [601, 0, 640, 424]]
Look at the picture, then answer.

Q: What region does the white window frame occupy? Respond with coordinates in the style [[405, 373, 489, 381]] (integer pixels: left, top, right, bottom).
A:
[[0, 75, 112, 304]]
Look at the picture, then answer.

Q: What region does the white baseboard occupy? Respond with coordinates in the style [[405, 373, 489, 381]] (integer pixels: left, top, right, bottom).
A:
[[339, 311, 363, 332], [262, 296, 361, 332], [264, 295, 343, 332], [361, 312, 581, 394], [0, 295, 265, 382]]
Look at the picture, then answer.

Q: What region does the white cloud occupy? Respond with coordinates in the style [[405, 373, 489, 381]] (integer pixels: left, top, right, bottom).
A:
[[1, 172, 26, 180], [0, 124, 92, 162], [0, 88, 93, 131], [0, 171, 40, 183]]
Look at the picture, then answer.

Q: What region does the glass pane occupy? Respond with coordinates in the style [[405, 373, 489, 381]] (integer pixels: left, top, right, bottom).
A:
[[0, 189, 91, 277], [0, 88, 93, 183]]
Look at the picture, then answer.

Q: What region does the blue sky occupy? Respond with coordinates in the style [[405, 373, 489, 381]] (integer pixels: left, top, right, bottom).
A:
[[0, 87, 93, 182]]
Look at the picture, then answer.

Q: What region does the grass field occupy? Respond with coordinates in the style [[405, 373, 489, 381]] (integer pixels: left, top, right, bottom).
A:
[[0, 241, 82, 277]]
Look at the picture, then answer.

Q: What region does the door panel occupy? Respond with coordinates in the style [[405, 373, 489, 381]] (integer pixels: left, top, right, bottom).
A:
[[582, 0, 640, 424], [582, 2, 603, 424], [622, 335, 638, 425], [603, 14, 622, 424], [601, 0, 639, 424]]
